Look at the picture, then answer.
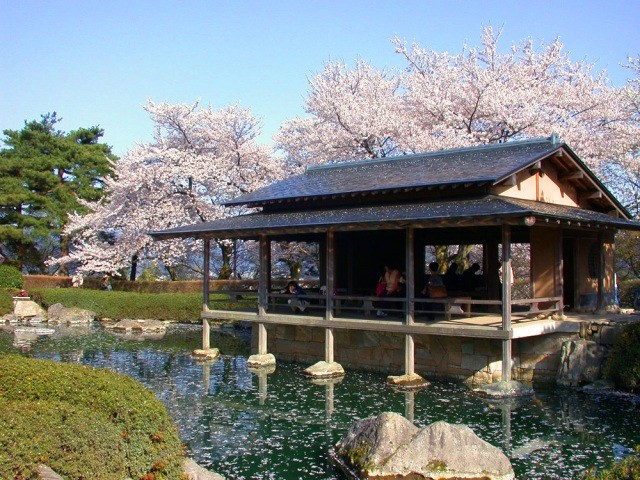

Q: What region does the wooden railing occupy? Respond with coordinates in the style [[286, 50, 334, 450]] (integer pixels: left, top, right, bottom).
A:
[[210, 290, 563, 322]]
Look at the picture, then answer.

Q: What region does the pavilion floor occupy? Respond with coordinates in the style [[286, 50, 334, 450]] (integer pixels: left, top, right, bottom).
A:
[[202, 306, 639, 340]]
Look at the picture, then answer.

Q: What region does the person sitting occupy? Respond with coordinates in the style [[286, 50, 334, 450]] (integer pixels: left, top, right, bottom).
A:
[[282, 280, 309, 313], [461, 263, 481, 291], [101, 274, 112, 291], [443, 261, 461, 291], [72, 272, 83, 288], [375, 265, 402, 317]]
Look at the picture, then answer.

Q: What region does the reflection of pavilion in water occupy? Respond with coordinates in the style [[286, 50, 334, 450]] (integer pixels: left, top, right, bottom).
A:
[[197, 359, 598, 464]]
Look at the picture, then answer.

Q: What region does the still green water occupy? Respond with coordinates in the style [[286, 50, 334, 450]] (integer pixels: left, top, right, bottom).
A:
[[1, 323, 638, 479]]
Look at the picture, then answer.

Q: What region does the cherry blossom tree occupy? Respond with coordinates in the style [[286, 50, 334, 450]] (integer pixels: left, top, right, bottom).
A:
[[599, 56, 640, 217], [276, 28, 640, 272], [54, 101, 285, 279], [277, 27, 638, 172], [276, 60, 404, 167]]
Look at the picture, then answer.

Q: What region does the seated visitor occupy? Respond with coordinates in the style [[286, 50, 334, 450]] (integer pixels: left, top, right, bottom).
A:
[[282, 280, 309, 313], [375, 265, 402, 317], [461, 263, 481, 291]]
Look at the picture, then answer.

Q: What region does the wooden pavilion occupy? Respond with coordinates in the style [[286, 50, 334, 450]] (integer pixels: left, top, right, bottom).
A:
[[151, 135, 640, 384]]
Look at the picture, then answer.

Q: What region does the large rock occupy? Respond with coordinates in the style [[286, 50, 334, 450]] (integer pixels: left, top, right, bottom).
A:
[[557, 339, 606, 387], [333, 412, 514, 480], [183, 458, 226, 480], [14, 300, 46, 319], [47, 303, 95, 325], [37, 464, 63, 480]]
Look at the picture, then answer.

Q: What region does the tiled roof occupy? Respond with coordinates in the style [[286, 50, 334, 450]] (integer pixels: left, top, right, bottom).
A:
[[226, 138, 563, 207], [150, 195, 640, 240]]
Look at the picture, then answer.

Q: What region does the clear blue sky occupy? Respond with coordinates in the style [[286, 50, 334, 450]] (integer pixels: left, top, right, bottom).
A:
[[2, 0, 638, 157]]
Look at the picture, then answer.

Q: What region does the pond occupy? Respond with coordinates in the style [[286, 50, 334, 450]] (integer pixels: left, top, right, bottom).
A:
[[1, 323, 639, 479]]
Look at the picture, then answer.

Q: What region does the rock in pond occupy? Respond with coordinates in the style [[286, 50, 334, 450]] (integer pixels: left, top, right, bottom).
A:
[[105, 318, 167, 333], [472, 380, 534, 398], [332, 411, 514, 480], [47, 303, 95, 325], [304, 360, 345, 378], [183, 458, 226, 480]]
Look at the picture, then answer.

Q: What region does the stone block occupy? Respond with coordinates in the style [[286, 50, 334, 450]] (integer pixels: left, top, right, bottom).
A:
[[461, 342, 475, 355], [461, 354, 489, 372]]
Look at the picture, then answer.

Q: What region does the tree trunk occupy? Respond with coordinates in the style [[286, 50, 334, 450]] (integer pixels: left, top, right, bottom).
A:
[[130, 254, 138, 281], [59, 234, 69, 276], [218, 241, 233, 280], [165, 265, 178, 281], [435, 246, 449, 273], [452, 244, 475, 272]]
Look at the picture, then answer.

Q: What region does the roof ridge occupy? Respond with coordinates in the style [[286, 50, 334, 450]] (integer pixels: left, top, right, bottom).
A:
[[306, 135, 559, 173]]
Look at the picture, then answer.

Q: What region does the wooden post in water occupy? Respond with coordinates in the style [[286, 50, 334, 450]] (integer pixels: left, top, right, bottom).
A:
[[325, 230, 335, 363], [501, 224, 513, 382], [258, 235, 268, 355], [202, 238, 210, 350], [405, 227, 415, 376], [386, 227, 426, 389], [247, 235, 275, 368]]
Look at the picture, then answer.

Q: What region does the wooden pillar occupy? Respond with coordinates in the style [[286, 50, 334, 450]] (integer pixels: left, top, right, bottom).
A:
[[557, 228, 565, 315], [202, 318, 210, 351], [501, 224, 512, 382], [203, 238, 210, 311], [258, 235, 268, 355], [597, 232, 604, 311], [202, 238, 210, 350], [405, 227, 415, 376], [325, 230, 335, 363], [486, 241, 500, 308]]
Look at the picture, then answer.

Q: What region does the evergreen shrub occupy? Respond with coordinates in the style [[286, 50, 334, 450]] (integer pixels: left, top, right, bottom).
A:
[[603, 321, 640, 392], [0, 265, 23, 289], [0, 354, 184, 480], [582, 446, 640, 479], [617, 279, 640, 309], [0, 290, 13, 316]]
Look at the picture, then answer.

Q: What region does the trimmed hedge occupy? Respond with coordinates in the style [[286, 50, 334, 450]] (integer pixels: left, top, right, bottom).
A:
[[22, 274, 71, 289], [0, 354, 184, 479], [603, 321, 640, 392], [22, 275, 321, 294]]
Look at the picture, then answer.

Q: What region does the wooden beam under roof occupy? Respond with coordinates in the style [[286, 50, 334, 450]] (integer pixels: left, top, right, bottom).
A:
[[560, 171, 584, 180], [580, 191, 603, 200]]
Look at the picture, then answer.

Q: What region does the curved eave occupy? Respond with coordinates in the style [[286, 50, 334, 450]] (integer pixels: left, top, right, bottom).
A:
[[224, 180, 494, 209], [150, 195, 640, 241]]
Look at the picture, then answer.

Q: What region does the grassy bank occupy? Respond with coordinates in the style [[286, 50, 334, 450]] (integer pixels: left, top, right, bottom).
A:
[[33, 288, 250, 322], [1, 288, 256, 322]]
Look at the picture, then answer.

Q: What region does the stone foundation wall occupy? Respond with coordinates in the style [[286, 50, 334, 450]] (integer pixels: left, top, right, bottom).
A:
[[251, 324, 581, 385]]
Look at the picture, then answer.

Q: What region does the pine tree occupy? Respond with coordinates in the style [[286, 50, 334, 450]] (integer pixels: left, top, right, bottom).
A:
[[0, 113, 116, 272]]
